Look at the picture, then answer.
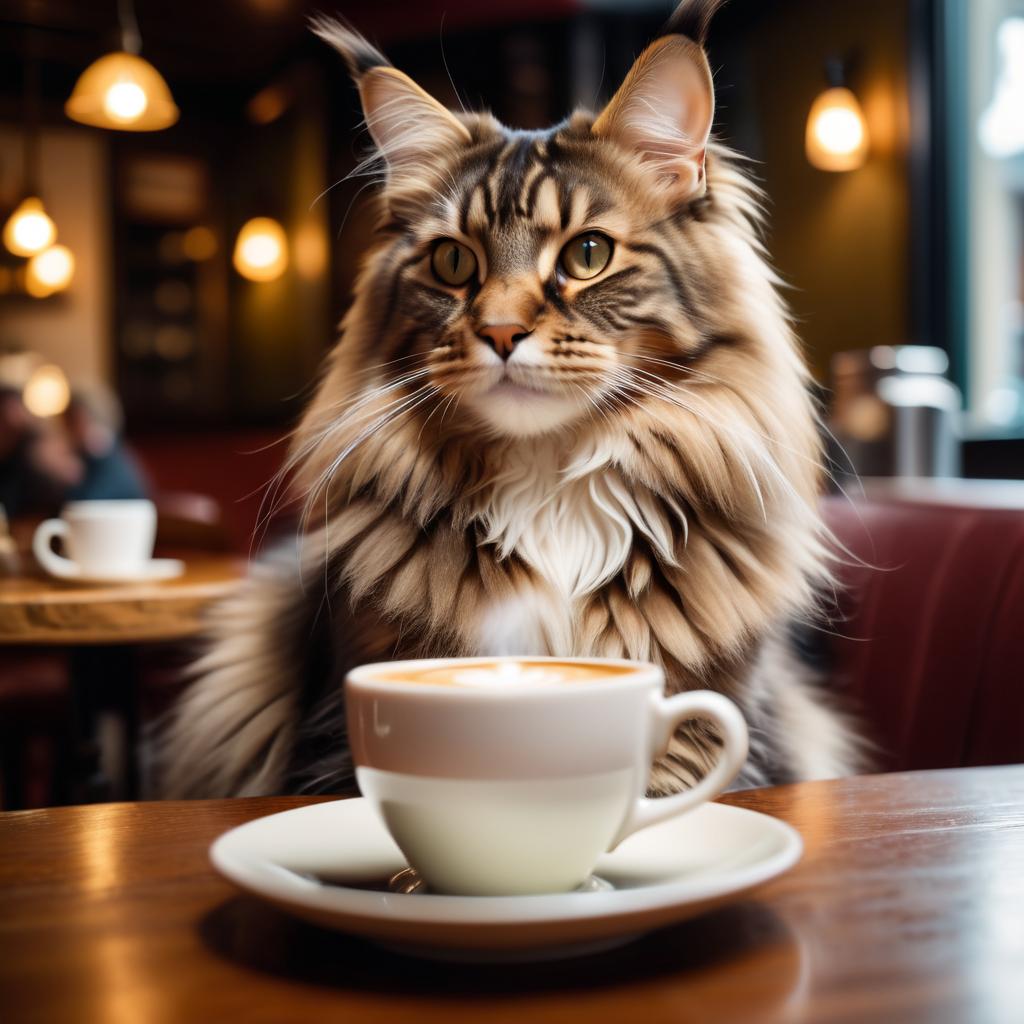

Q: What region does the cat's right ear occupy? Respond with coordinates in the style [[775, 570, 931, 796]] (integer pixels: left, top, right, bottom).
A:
[[312, 18, 471, 180]]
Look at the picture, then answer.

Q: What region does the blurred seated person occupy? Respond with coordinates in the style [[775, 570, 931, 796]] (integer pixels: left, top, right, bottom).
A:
[[64, 387, 147, 505], [0, 385, 147, 519]]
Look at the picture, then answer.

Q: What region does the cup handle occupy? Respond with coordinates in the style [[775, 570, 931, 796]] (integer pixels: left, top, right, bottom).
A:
[[610, 689, 750, 849], [33, 519, 79, 579]]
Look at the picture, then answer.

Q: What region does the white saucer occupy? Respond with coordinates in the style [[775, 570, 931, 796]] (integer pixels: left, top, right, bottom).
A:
[[210, 797, 802, 962], [46, 558, 185, 584]]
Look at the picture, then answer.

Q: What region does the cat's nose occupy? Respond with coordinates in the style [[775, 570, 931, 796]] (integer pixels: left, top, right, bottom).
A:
[[476, 323, 531, 360]]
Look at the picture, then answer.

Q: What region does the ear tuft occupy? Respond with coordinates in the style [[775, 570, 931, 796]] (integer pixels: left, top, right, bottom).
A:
[[661, 0, 727, 48], [312, 17, 471, 185], [592, 35, 715, 201], [310, 15, 390, 79]]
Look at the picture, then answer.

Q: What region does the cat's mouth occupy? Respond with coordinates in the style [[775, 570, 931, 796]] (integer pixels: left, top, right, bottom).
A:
[[488, 377, 558, 401], [463, 368, 586, 436]]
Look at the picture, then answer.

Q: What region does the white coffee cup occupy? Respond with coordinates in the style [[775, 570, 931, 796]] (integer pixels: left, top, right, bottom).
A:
[[33, 499, 157, 579], [345, 656, 749, 896]]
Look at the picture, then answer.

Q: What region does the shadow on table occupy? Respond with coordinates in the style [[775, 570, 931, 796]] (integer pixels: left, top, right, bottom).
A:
[[201, 896, 808, 1006]]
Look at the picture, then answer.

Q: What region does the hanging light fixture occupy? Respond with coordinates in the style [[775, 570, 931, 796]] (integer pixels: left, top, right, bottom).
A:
[[805, 58, 869, 172], [3, 41, 58, 258], [65, 0, 178, 132], [233, 217, 288, 282], [3, 196, 56, 257]]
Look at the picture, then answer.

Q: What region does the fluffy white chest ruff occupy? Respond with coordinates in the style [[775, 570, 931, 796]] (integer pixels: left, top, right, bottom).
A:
[[472, 440, 684, 655]]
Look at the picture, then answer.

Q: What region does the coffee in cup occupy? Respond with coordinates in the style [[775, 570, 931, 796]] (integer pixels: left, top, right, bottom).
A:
[[345, 656, 749, 896]]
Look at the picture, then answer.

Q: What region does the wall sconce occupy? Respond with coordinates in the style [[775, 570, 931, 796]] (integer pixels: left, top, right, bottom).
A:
[[25, 244, 75, 298], [233, 217, 288, 282], [805, 58, 869, 171], [65, 0, 178, 131]]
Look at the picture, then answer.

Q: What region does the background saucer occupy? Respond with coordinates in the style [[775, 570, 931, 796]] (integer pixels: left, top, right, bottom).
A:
[[45, 558, 185, 584]]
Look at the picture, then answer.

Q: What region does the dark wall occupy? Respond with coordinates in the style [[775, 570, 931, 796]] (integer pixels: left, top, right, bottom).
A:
[[710, 0, 913, 382]]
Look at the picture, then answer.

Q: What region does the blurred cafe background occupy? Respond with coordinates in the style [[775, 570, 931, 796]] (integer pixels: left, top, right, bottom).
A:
[[1, 0, 1023, 807]]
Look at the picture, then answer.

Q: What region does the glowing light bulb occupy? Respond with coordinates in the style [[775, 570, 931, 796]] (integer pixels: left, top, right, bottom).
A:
[[104, 80, 149, 123], [233, 217, 288, 282], [22, 364, 71, 418], [66, 52, 178, 132], [26, 245, 75, 297], [814, 108, 864, 154], [805, 87, 870, 171], [3, 197, 57, 257]]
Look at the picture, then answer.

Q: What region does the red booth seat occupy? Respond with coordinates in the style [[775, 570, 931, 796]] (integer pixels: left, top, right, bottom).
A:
[[824, 480, 1024, 773]]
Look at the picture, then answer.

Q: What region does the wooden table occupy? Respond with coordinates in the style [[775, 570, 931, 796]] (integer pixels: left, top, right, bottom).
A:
[[0, 554, 243, 806], [0, 554, 244, 645], [2, 766, 1022, 1024]]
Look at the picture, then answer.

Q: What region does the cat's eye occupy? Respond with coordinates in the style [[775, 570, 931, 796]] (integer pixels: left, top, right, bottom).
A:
[[560, 232, 613, 280], [431, 239, 477, 286]]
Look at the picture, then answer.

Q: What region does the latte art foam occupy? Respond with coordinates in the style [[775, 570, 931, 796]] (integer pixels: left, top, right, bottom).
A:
[[376, 660, 638, 688]]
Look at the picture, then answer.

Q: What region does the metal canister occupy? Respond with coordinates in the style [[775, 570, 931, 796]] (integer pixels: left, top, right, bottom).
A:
[[828, 346, 962, 480]]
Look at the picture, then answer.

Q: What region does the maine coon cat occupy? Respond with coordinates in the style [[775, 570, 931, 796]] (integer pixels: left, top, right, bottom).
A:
[[162, 0, 861, 798]]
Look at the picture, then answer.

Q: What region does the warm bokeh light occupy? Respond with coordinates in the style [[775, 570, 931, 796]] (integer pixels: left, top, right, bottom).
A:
[[25, 244, 75, 297], [22, 364, 71, 418], [66, 52, 178, 131], [293, 219, 327, 279], [104, 80, 148, 122], [233, 217, 288, 282], [246, 83, 290, 125], [805, 87, 869, 171], [3, 196, 57, 257], [182, 225, 217, 261]]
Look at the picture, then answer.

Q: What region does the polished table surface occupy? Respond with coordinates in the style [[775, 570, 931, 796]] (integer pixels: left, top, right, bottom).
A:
[[2, 766, 1022, 1024], [0, 553, 244, 645]]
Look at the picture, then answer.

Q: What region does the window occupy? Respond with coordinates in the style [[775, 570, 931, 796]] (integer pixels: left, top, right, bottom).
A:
[[942, 0, 1024, 434]]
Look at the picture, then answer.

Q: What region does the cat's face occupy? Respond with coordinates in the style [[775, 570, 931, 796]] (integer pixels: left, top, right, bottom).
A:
[[385, 126, 717, 436], [318, 25, 720, 438]]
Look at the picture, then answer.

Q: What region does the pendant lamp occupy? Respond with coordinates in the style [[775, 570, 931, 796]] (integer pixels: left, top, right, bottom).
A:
[[66, 0, 178, 132]]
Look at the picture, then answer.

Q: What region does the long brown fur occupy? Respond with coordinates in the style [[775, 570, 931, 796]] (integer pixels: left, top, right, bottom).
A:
[[161, 1, 861, 799]]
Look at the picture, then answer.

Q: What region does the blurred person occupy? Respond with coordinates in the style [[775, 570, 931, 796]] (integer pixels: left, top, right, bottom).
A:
[[0, 388, 83, 517], [0, 385, 148, 520], [63, 387, 148, 504]]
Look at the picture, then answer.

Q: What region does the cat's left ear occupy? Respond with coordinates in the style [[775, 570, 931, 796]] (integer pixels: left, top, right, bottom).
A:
[[312, 17, 471, 181], [592, 35, 714, 200]]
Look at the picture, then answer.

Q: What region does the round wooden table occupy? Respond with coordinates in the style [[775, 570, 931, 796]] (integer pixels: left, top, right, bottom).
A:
[[0, 554, 244, 645], [1, 766, 1021, 1023], [0, 554, 244, 806]]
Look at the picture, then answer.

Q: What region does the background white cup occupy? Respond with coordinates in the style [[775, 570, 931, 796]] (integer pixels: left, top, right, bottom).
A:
[[345, 656, 749, 896], [33, 499, 157, 579]]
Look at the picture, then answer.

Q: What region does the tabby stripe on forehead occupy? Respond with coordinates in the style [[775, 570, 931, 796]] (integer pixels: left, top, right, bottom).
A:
[[558, 182, 574, 231], [456, 142, 506, 233], [496, 139, 536, 224], [518, 142, 552, 217], [523, 167, 555, 218], [482, 174, 496, 224]]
